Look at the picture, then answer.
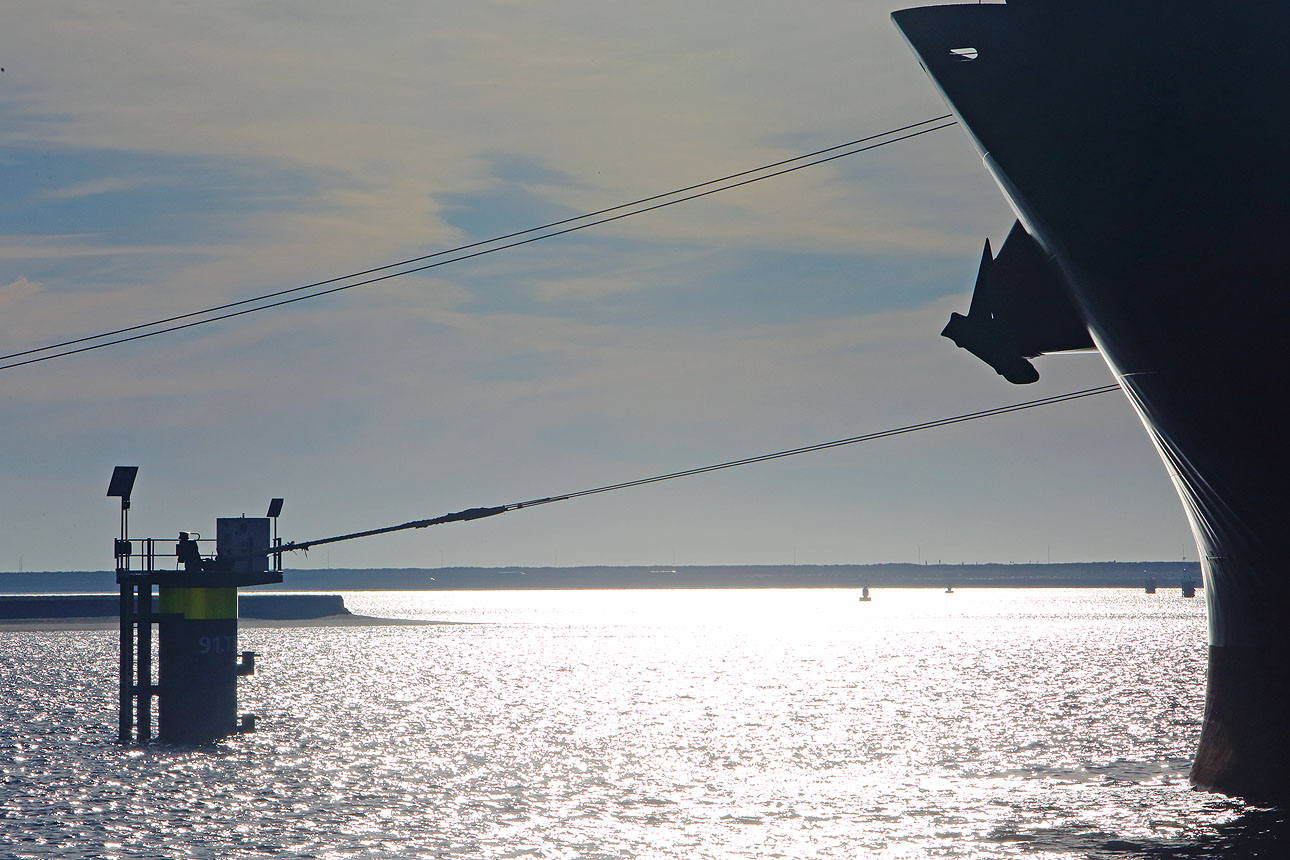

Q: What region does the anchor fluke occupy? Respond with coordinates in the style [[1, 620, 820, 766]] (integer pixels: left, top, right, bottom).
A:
[[941, 221, 1092, 383]]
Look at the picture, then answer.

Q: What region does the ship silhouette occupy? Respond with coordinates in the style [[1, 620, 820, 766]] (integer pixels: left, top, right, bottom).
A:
[[893, 0, 1290, 802]]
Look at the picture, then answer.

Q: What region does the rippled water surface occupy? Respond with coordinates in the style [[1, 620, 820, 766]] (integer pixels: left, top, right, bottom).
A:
[[2, 588, 1286, 858]]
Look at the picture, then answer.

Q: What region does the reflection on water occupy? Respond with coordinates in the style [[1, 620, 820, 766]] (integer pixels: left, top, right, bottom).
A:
[[0, 589, 1281, 858]]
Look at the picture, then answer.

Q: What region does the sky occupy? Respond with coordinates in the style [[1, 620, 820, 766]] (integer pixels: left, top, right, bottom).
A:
[[0, 1, 1196, 572]]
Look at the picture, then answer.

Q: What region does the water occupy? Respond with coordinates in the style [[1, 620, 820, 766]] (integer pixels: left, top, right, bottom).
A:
[[1, 588, 1285, 858]]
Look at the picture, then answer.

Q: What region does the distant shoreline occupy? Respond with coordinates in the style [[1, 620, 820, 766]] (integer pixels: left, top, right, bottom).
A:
[[0, 561, 1201, 594]]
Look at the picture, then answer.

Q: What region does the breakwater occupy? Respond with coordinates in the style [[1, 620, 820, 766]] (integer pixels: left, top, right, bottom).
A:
[[0, 593, 350, 620]]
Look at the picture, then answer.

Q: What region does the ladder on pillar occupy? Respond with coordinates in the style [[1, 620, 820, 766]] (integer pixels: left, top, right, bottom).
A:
[[117, 538, 161, 743], [117, 577, 154, 743]]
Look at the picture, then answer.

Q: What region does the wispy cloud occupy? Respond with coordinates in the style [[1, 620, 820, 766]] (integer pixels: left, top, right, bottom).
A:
[[0, 276, 42, 304], [40, 176, 140, 200], [0, 235, 201, 260]]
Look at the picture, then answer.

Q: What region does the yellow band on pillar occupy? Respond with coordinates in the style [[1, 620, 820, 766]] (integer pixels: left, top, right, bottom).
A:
[[158, 587, 237, 620]]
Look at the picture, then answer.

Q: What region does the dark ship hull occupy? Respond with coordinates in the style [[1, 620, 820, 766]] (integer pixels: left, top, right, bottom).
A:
[[893, 1, 1290, 800]]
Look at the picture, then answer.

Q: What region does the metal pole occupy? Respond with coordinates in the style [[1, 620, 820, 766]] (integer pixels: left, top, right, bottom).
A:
[[117, 498, 133, 743], [136, 581, 152, 741], [118, 582, 133, 743]]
